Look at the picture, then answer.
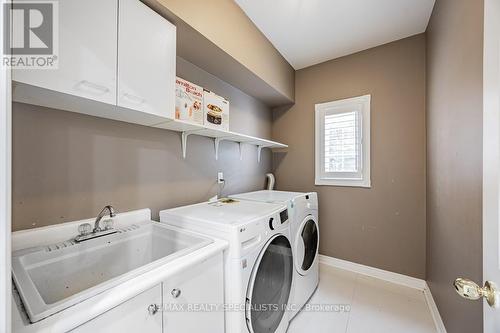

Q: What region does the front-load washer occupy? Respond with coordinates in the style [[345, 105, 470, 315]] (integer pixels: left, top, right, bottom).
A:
[[160, 199, 293, 333], [229, 190, 319, 318]]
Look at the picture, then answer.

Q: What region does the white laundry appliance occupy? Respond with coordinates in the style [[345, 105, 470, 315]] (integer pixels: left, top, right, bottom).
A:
[[229, 190, 319, 318], [159, 199, 293, 333]]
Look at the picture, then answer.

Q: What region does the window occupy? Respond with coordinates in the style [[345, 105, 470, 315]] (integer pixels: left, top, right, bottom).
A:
[[315, 95, 371, 187]]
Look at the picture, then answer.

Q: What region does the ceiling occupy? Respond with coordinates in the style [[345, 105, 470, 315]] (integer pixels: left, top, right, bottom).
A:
[[235, 0, 435, 70]]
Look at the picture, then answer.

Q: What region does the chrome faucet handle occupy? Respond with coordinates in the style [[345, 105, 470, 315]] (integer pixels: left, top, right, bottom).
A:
[[78, 223, 92, 236], [102, 219, 114, 230]]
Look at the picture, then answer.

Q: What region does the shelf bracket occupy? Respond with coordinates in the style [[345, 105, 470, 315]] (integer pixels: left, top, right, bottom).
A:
[[257, 145, 263, 163], [214, 138, 226, 160], [238, 142, 243, 161], [181, 131, 197, 159]]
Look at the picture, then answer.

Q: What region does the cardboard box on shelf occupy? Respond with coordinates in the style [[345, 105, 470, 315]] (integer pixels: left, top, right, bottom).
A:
[[175, 77, 203, 125], [203, 89, 229, 131]]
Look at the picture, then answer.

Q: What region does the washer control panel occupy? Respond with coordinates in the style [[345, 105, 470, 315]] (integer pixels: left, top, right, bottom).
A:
[[279, 209, 289, 224], [269, 209, 289, 230]]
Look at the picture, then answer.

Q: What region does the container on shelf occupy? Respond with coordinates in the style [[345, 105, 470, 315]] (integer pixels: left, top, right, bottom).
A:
[[203, 89, 229, 131], [175, 77, 204, 125]]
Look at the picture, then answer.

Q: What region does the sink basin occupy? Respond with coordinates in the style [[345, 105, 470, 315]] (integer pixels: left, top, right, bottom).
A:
[[12, 222, 212, 323]]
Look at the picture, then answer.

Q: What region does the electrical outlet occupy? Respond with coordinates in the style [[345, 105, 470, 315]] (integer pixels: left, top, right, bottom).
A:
[[217, 172, 224, 184]]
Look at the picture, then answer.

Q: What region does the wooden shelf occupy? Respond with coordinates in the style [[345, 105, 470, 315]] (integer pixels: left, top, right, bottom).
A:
[[153, 119, 287, 161]]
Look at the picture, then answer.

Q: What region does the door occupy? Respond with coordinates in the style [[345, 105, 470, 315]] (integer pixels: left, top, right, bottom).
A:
[[0, 0, 12, 329], [12, 0, 118, 105], [455, 1, 500, 331], [162, 254, 225, 333], [483, 0, 500, 330], [72, 284, 162, 333], [117, 0, 176, 118], [295, 215, 319, 275], [246, 234, 293, 333]]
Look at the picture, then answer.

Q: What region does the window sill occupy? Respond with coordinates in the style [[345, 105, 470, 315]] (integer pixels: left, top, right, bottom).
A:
[[315, 178, 371, 188]]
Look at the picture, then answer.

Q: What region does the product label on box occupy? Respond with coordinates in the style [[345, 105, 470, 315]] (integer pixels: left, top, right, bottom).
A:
[[203, 89, 230, 131], [175, 77, 203, 125]]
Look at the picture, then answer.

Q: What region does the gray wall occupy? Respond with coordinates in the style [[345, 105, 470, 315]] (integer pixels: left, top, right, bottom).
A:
[[272, 35, 427, 279], [12, 58, 273, 231], [426, 0, 484, 332]]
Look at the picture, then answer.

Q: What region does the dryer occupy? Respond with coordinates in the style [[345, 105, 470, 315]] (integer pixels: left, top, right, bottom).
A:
[[160, 199, 293, 333], [229, 190, 319, 318]]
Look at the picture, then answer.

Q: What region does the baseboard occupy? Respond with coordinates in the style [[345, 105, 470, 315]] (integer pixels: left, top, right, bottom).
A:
[[318, 255, 427, 290], [318, 255, 447, 333], [423, 285, 447, 333]]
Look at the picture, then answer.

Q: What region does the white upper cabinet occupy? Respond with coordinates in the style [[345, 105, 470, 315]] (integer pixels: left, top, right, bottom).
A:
[[13, 0, 118, 105], [12, 0, 176, 122], [117, 0, 176, 118]]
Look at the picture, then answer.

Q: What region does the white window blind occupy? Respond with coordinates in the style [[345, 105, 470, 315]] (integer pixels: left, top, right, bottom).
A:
[[315, 95, 371, 188], [324, 111, 360, 173]]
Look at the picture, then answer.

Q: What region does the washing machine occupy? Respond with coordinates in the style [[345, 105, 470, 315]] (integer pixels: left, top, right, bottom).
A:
[[229, 190, 319, 318], [160, 199, 293, 333]]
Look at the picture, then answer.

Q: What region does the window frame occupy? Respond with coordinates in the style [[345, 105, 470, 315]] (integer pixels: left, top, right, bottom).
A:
[[315, 95, 371, 188]]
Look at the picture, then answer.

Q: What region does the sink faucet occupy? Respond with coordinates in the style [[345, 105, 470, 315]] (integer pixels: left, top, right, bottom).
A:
[[94, 205, 116, 233], [74, 205, 118, 243]]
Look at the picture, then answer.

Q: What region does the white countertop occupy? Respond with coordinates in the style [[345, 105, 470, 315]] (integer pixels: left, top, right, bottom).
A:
[[11, 209, 228, 333]]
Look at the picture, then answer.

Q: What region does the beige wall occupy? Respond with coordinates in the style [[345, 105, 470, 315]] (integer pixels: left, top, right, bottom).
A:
[[12, 59, 273, 231], [176, 57, 271, 138], [146, 0, 295, 105], [426, 0, 484, 331], [272, 34, 427, 279]]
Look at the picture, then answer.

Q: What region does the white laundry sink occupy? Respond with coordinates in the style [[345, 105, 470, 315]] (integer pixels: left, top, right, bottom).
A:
[[12, 222, 212, 323]]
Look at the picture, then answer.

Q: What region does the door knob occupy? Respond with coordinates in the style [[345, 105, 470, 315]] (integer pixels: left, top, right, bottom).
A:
[[148, 304, 160, 315], [454, 278, 500, 308], [171, 288, 181, 298]]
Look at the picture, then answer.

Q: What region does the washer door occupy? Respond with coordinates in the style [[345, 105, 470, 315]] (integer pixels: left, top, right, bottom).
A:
[[246, 234, 293, 333], [295, 215, 319, 275]]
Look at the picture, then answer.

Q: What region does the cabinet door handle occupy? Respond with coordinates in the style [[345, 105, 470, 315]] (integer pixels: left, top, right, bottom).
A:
[[74, 80, 110, 95], [123, 92, 146, 105], [171, 288, 181, 298], [148, 304, 160, 315]]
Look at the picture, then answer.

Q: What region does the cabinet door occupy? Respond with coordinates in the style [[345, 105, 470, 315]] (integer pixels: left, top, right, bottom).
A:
[[71, 284, 162, 333], [117, 0, 176, 118], [12, 0, 118, 105], [163, 253, 225, 333]]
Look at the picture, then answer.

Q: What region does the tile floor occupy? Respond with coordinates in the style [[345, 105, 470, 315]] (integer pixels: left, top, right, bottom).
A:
[[288, 264, 437, 333]]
